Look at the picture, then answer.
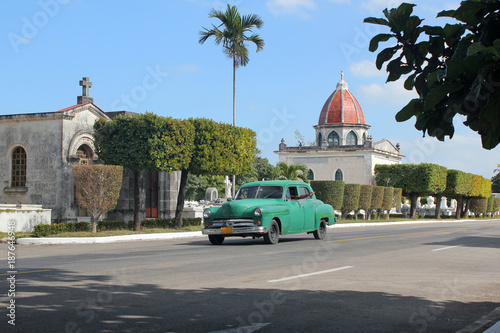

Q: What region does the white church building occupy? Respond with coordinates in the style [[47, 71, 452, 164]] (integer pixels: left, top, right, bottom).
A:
[[0, 78, 180, 223], [276, 72, 404, 184]]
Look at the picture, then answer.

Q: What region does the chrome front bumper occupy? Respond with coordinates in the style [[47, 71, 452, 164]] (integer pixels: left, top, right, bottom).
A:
[[202, 226, 268, 235]]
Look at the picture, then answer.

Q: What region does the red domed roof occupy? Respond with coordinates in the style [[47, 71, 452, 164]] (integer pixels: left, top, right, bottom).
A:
[[318, 72, 365, 125]]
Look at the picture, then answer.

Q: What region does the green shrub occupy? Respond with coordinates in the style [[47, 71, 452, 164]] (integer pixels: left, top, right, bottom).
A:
[[494, 197, 500, 215], [311, 180, 345, 210], [97, 220, 128, 231], [487, 197, 495, 213], [33, 222, 91, 237], [371, 186, 385, 210], [393, 188, 403, 207], [469, 198, 488, 216], [358, 185, 373, 218], [342, 184, 361, 218]]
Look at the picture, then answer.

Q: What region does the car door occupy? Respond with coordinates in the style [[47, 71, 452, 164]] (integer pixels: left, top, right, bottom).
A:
[[284, 185, 305, 233], [298, 186, 316, 231]]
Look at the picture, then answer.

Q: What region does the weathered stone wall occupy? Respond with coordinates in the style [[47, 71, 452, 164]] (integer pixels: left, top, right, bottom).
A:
[[0, 117, 63, 215], [0, 204, 51, 233]]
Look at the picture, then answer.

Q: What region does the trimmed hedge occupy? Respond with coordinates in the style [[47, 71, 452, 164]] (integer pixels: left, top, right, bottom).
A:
[[382, 187, 395, 211], [371, 186, 385, 210], [32, 218, 203, 237], [33, 222, 91, 237], [358, 185, 373, 214], [469, 198, 488, 216], [393, 188, 403, 207], [494, 197, 500, 215], [342, 184, 361, 217], [311, 180, 345, 210]]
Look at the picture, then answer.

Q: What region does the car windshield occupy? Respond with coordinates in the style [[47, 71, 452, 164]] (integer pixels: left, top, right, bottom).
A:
[[235, 185, 284, 200]]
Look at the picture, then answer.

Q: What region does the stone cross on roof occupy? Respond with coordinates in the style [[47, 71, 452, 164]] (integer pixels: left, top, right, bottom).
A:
[[77, 77, 94, 104]]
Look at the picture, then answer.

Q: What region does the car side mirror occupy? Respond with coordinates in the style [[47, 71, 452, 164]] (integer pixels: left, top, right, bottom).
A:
[[227, 197, 233, 202]]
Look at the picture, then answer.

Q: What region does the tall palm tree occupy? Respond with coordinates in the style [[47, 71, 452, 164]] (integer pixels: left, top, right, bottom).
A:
[[272, 162, 309, 183], [199, 4, 264, 127], [199, 5, 264, 196]]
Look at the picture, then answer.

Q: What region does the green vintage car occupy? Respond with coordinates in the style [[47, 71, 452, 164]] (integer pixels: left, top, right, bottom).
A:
[[202, 180, 335, 245]]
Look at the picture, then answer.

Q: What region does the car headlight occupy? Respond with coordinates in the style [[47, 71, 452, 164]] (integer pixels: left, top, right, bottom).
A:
[[203, 209, 211, 219], [254, 208, 262, 217]]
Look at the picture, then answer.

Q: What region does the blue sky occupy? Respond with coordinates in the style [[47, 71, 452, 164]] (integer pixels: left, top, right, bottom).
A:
[[1, 0, 498, 179]]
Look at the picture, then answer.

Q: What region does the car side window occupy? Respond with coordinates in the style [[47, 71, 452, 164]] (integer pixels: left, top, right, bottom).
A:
[[299, 187, 311, 199], [287, 186, 298, 200]]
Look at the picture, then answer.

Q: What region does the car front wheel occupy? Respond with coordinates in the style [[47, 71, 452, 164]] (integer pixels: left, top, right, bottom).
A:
[[264, 220, 280, 244], [313, 220, 327, 240], [208, 235, 225, 245]]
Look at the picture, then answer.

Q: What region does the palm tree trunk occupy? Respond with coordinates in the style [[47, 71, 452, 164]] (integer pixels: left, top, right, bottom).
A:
[[232, 56, 236, 197]]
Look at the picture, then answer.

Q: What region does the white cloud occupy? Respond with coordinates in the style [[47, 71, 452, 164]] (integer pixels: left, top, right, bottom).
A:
[[350, 60, 386, 78], [359, 81, 417, 106], [396, 134, 500, 178], [266, 0, 318, 18]]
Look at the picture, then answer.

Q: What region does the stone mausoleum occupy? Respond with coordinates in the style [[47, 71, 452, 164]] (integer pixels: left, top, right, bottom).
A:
[[276, 72, 404, 184], [0, 78, 180, 223]]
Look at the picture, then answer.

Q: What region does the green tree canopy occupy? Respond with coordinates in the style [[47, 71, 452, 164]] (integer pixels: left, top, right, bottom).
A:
[[358, 185, 374, 220], [365, 1, 500, 149], [375, 163, 447, 218], [94, 113, 195, 230], [341, 183, 361, 219], [173, 118, 257, 228]]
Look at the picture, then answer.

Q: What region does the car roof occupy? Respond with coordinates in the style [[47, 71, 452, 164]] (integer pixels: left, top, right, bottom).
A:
[[240, 180, 310, 187]]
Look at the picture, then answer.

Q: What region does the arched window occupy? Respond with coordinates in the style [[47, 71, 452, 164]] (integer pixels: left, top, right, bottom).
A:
[[317, 133, 322, 146], [346, 131, 358, 145], [76, 145, 92, 165], [328, 131, 339, 146], [363, 132, 367, 144], [308, 169, 314, 181], [11, 147, 27, 187], [335, 169, 343, 181]]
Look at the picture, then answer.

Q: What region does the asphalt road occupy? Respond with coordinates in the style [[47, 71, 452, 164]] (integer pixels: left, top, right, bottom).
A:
[[1, 220, 500, 332]]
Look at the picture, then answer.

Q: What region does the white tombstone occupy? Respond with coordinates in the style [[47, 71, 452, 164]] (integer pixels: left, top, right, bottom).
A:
[[224, 176, 232, 199], [427, 196, 435, 208], [205, 187, 218, 202], [441, 197, 448, 209]]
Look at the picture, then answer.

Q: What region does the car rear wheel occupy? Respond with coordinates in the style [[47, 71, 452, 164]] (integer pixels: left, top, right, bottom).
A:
[[208, 235, 225, 245], [313, 220, 327, 240], [264, 220, 280, 244]]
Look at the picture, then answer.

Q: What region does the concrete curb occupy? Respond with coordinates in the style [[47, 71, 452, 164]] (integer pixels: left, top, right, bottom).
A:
[[17, 231, 204, 245], [456, 306, 500, 333], [16, 218, 498, 245]]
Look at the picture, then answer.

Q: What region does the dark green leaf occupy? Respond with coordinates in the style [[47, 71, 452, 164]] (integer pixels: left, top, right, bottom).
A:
[[404, 73, 417, 90], [363, 17, 390, 26], [376, 47, 397, 69], [368, 33, 394, 52], [396, 99, 420, 122]]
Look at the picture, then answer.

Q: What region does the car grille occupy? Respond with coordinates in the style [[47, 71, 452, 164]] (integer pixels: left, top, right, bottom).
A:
[[212, 219, 255, 227]]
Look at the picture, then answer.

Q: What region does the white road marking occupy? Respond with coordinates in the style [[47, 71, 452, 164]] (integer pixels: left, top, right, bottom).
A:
[[432, 245, 463, 252], [267, 266, 354, 283], [208, 322, 271, 333]]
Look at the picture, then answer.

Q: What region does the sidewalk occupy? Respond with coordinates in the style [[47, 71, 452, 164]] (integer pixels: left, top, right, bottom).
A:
[[16, 218, 493, 245]]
